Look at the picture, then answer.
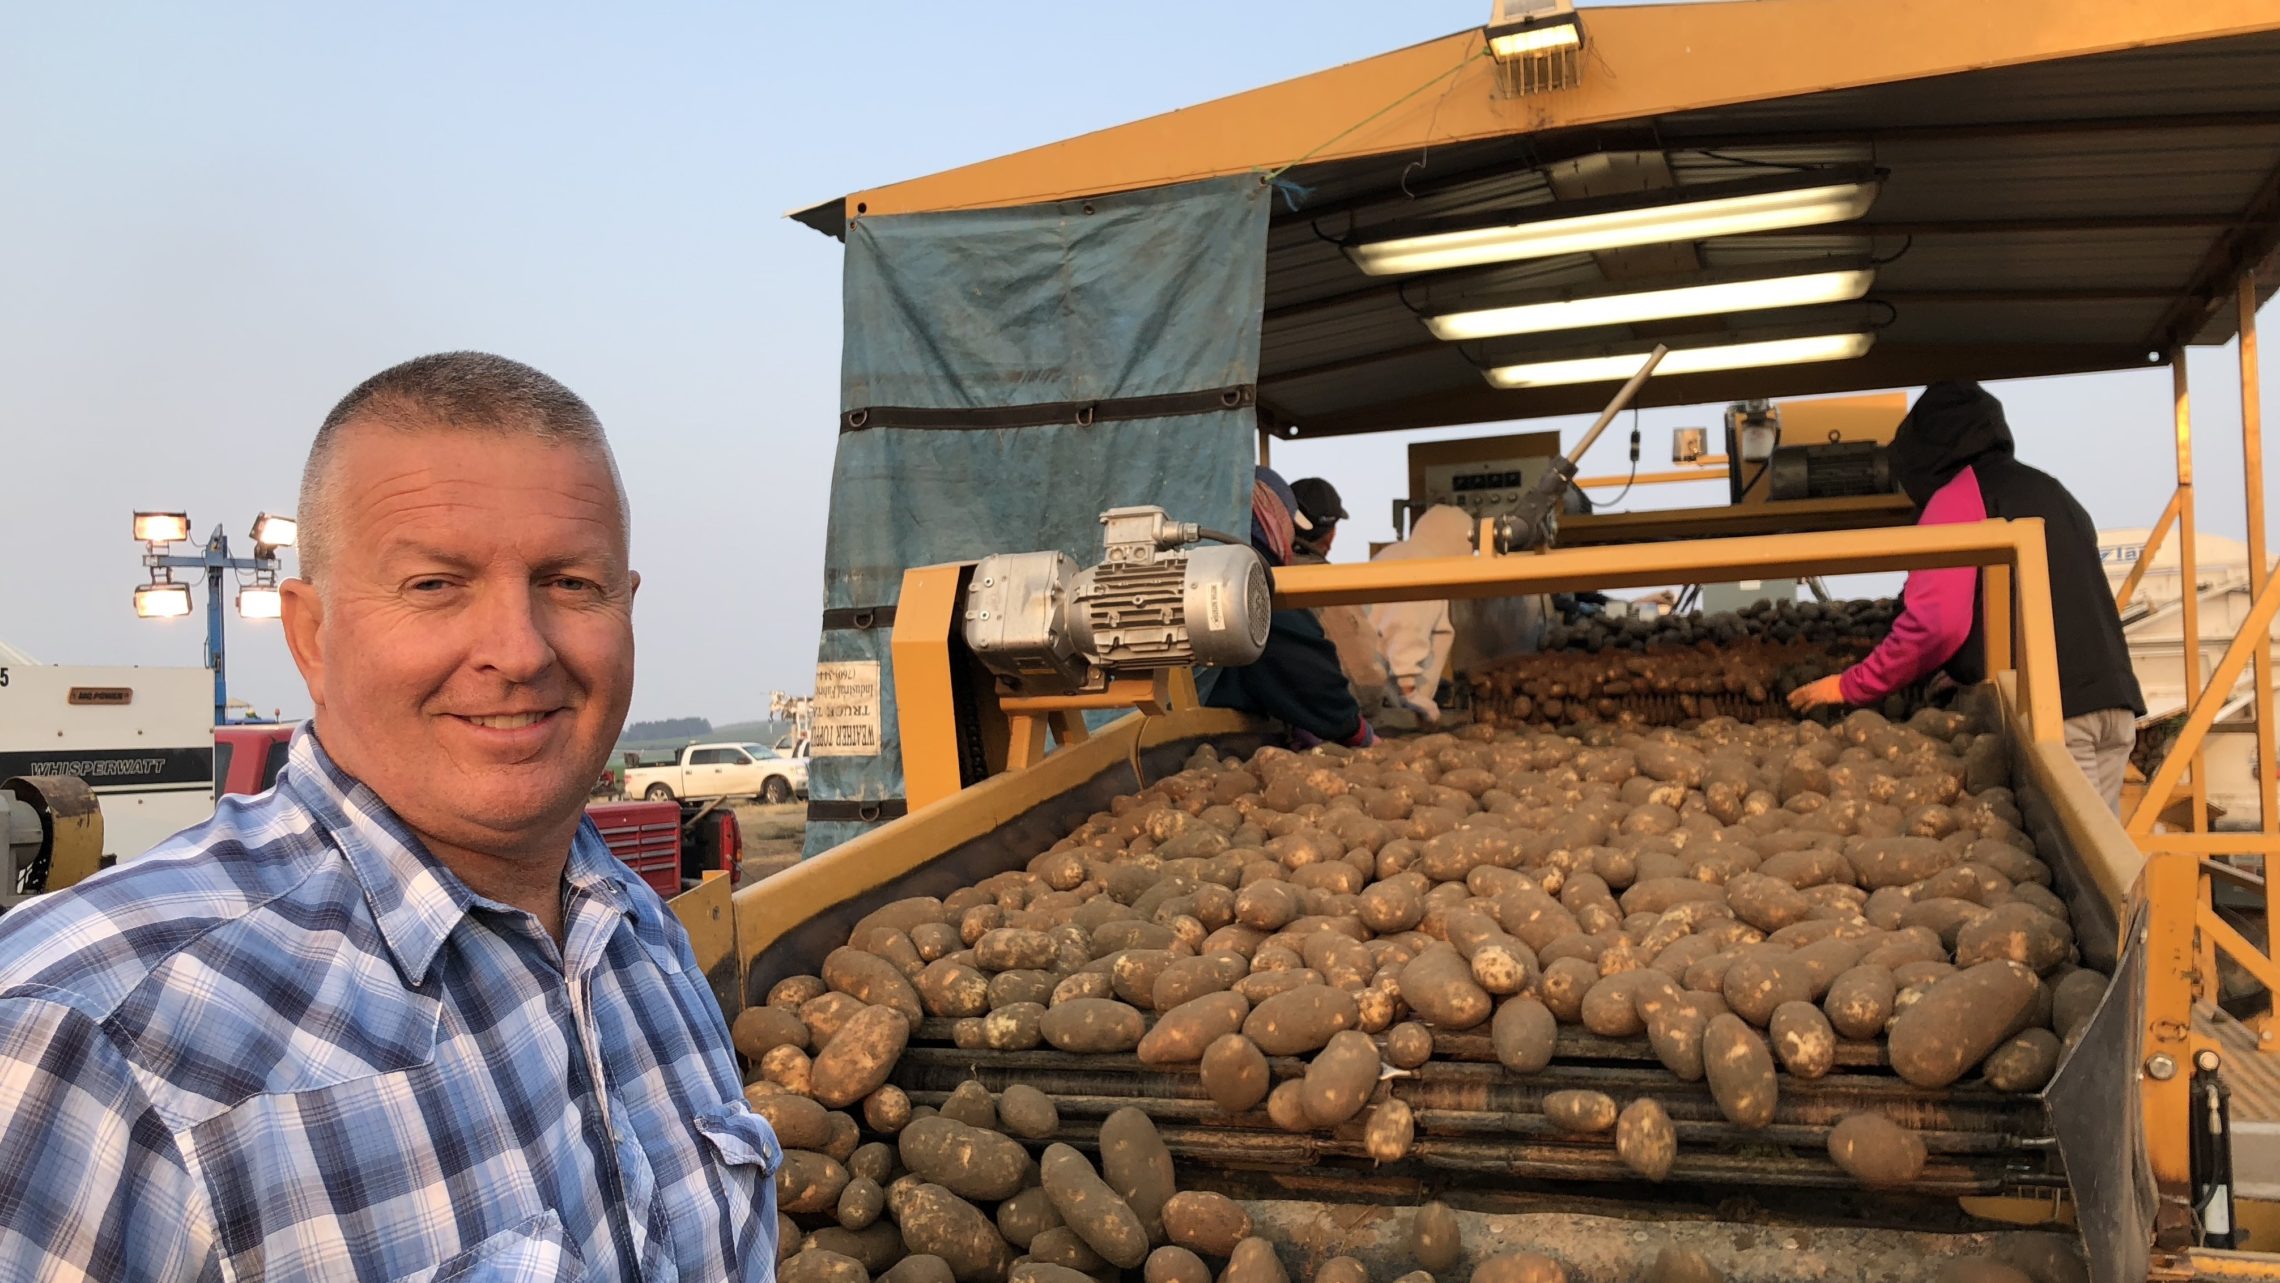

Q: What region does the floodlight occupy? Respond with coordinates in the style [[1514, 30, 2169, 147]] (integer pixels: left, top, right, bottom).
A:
[[133, 512, 191, 544], [237, 587, 283, 620], [250, 513, 297, 549], [134, 582, 192, 619]]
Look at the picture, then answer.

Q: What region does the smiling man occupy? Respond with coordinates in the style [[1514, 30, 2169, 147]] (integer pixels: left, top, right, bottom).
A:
[[0, 353, 781, 1281]]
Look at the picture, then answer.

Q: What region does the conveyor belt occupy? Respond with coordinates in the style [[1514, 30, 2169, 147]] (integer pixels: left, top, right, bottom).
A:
[[893, 1023, 2061, 1199]]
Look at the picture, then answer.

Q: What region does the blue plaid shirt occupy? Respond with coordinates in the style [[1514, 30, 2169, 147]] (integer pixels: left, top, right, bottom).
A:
[[0, 727, 780, 1282]]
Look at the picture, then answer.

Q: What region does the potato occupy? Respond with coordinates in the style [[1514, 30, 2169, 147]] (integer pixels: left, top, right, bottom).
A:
[[997, 1187, 1063, 1249], [981, 1002, 1047, 1051], [1848, 837, 1955, 889], [1953, 903, 2072, 974], [1266, 1079, 1310, 1132], [1030, 1227, 1106, 1272], [1474, 1251, 1568, 1283], [1225, 1237, 1291, 1283], [1542, 1089, 1618, 1134], [1154, 953, 1245, 1010], [1581, 971, 1651, 1037], [1039, 1143, 1149, 1269], [825, 947, 926, 1025], [838, 1175, 885, 1230], [1387, 1020, 1436, 1069], [1724, 872, 1812, 934], [1099, 1107, 1176, 1245], [1360, 880, 1426, 933], [1302, 1030, 1383, 1126], [1188, 1035, 1266, 1115], [991, 969, 1058, 1010], [1472, 942, 1534, 995], [1010, 1265, 1094, 1283], [1887, 960, 2041, 1088], [1983, 1028, 2062, 1092], [1538, 957, 1601, 1023], [1410, 1201, 1463, 1274], [1243, 984, 1362, 1054], [1136, 991, 1251, 1066], [1147, 1247, 1214, 1283], [752, 1093, 832, 1150], [782, 1249, 870, 1283], [1703, 1014, 1777, 1127], [1827, 1113, 1926, 1188], [772, 974, 829, 1010], [2052, 969, 2108, 1041], [898, 1116, 1030, 1201], [1721, 953, 1812, 1027], [1646, 1001, 1709, 1081], [1113, 950, 1183, 1010], [1163, 1190, 1253, 1256], [734, 1005, 812, 1061], [1769, 1002, 1837, 1080], [1000, 1083, 1061, 1140], [898, 1183, 1012, 1283], [1315, 1257, 1370, 1283], [1040, 998, 1147, 1053], [1617, 1098, 1676, 1181], [1397, 944, 1494, 1030], [779, 1150, 852, 1214], [811, 1006, 910, 1109], [762, 1045, 814, 1095], [1366, 1098, 1416, 1162], [779, 1215, 804, 1263], [1822, 965, 1897, 1041], [881, 1257, 957, 1283], [850, 1141, 895, 1184], [1492, 995, 1559, 1074], [1646, 1246, 1725, 1283], [864, 1085, 912, 1134], [939, 1080, 998, 1130]]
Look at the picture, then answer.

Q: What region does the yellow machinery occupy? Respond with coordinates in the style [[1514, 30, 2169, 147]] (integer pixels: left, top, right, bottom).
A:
[[702, 2, 2280, 1277]]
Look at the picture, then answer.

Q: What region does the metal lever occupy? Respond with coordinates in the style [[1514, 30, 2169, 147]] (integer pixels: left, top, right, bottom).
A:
[[1494, 345, 1669, 553]]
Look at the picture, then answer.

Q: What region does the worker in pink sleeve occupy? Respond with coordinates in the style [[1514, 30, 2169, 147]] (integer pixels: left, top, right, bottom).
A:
[[1790, 382, 2144, 811]]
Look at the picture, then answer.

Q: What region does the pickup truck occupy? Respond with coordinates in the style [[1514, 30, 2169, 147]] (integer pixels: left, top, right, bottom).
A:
[[621, 741, 808, 804]]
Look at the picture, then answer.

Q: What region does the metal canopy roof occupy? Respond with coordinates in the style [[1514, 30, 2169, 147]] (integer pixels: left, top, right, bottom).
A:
[[797, 0, 2280, 438]]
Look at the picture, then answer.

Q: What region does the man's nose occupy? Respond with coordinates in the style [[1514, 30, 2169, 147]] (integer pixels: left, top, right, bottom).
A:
[[469, 582, 558, 684]]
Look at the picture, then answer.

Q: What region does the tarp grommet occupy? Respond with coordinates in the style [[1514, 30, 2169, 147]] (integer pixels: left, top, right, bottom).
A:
[[844, 408, 869, 430], [1075, 404, 1097, 426]]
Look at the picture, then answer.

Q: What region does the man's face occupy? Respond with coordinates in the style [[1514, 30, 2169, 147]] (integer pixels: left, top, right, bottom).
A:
[[281, 424, 637, 860]]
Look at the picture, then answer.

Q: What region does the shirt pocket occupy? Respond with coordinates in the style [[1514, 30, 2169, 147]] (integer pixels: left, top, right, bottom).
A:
[[692, 1099, 784, 1266], [390, 1209, 584, 1283]]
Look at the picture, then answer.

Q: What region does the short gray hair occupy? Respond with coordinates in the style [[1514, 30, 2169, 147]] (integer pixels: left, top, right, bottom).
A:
[[296, 352, 629, 583]]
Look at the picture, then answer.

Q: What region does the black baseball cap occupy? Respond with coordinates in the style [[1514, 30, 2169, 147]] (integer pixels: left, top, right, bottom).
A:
[[1290, 478, 1349, 529]]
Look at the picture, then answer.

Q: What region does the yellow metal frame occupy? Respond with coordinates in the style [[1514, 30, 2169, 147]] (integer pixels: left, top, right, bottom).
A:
[[821, 1, 2280, 223]]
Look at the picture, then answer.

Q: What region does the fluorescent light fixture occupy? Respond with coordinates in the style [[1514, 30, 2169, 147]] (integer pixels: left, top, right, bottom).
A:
[[134, 582, 192, 619], [1429, 267, 1875, 341], [133, 511, 191, 544], [1352, 174, 1881, 277], [1488, 18, 1580, 58], [250, 512, 297, 548], [1486, 332, 1875, 390], [237, 587, 283, 620]]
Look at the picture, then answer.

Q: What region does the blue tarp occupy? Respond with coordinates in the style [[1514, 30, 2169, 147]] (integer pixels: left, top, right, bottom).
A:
[[805, 177, 1270, 855]]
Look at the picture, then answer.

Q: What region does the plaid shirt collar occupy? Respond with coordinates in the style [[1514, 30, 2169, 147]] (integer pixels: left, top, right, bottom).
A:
[[278, 724, 645, 987]]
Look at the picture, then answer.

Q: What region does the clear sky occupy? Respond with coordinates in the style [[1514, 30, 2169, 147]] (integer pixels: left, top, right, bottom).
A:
[[5, 2, 2273, 724]]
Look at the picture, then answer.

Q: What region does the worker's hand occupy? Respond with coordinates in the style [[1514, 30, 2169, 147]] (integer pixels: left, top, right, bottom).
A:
[[1344, 719, 1378, 749], [1787, 674, 1849, 712]]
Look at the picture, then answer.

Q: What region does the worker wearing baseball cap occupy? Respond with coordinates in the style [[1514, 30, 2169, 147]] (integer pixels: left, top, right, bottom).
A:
[[1290, 477, 1350, 558]]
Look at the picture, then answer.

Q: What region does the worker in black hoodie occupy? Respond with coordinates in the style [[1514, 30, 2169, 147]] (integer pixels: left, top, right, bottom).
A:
[[1790, 381, 2145, 811]]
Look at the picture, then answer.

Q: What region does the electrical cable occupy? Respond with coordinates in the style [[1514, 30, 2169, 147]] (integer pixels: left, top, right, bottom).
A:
[[1264, 39, 1490, 189], [1597, 410, 1645, 510], [1869, 234, 1915, 267], [1676, 147, 1821, 174], [1194, 528, 1248, 548]]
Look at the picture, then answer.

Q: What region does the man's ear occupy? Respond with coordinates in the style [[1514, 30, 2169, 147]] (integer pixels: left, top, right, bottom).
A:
[[280, 578, 328, 712]]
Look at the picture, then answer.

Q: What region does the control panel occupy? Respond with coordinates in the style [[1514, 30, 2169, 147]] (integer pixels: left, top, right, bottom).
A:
[[1407, 431, 1563, 523]]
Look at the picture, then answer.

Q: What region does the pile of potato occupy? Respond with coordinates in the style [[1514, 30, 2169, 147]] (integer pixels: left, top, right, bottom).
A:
[[1466, 639, 1877, 728], [737, 706, 2103, 1283], [1540, 598, 1898, 656]]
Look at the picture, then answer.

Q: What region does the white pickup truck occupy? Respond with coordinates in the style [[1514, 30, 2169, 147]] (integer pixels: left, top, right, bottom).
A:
[[621, 741, 809, 804]]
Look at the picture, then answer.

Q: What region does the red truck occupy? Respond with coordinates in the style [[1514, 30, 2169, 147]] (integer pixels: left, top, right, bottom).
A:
[[214, 724, 738, 899]]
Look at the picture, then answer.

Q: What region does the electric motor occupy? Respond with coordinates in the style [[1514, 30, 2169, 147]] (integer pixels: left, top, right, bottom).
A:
[[963, 506, 1271, 694]]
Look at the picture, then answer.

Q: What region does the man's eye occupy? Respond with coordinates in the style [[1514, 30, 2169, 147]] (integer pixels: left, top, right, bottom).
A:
[[553, 576, 594, 592], [408, 578, 452, 593]]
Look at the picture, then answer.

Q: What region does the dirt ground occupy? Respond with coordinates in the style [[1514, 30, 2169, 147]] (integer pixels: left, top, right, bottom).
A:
[[731, 801, 806, 883]]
